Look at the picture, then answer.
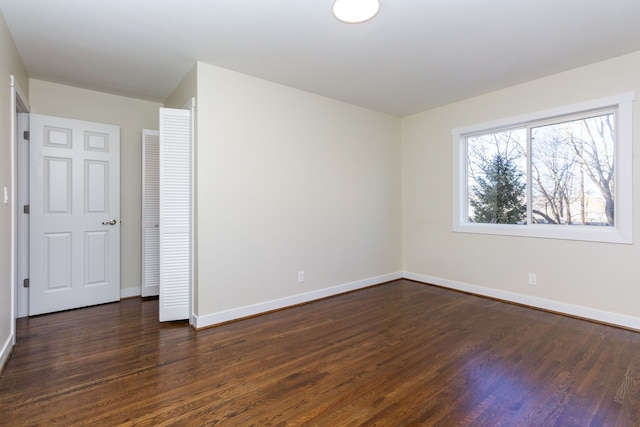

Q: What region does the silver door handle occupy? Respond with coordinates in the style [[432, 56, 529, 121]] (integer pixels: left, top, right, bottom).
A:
[[102, 219, 117, 225]]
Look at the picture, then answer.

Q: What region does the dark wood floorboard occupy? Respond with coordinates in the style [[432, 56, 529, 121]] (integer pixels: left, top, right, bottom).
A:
[[1, 279, 640, 426]]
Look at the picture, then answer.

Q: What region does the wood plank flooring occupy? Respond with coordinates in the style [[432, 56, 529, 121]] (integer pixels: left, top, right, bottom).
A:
[[2, 279, 640, 426]]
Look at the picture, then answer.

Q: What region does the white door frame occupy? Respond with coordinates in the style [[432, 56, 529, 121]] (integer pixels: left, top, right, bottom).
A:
[[15, 111, 29, 318], [10, 76, 30, 328], [0, 76, 29, 371]]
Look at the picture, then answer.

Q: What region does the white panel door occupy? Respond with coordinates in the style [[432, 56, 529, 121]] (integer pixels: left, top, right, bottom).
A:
[[159, 107, 192, 322], [29, 114, 120, 315], [141, 129, 159, 297]]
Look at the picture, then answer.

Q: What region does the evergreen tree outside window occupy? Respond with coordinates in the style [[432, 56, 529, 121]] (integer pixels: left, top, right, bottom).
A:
[[469, 154, 526, 224], [466, 129, 526, 225]]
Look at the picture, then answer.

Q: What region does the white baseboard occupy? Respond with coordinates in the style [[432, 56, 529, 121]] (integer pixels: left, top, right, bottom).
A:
[[193, 271, 403, 329], [0, 332, 15, 374], [404, 271, 640, 331], [120, 287, 141, 299]]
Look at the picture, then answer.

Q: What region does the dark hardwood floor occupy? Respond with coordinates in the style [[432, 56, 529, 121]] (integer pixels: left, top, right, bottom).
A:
[[1, 279, 640, 426]]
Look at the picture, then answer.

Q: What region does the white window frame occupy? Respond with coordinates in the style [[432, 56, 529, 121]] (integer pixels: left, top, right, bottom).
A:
[[452, 92, 635, 244]]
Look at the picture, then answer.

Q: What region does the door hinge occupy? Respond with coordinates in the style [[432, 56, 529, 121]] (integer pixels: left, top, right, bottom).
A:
[[23, 130, 30, 141], [23, 278, 29, 288], [23, 205, 29, 214]]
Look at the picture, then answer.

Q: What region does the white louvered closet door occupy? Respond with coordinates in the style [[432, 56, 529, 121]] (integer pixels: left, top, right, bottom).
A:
[[141, 130, 160, 297], [159, 107, 193, 322]]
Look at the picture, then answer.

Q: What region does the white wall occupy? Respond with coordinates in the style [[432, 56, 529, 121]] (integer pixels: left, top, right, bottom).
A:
[[164, 65, 196, 110], [402, 51, 640, 326], [29, 80, 162, 296], [0, 10, 28, 368], [194, 63, 402, 324]]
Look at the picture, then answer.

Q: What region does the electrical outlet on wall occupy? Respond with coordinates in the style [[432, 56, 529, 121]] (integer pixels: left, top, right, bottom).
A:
[[298, 271, 305, 283], [528, 273, 537, 286]]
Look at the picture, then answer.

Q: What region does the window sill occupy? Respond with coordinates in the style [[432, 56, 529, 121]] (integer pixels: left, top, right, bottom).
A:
[[453, 222, 632, 244]]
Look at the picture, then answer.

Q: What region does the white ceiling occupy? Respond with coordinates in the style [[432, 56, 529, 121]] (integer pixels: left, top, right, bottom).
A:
[[1, 0, 639, 117]]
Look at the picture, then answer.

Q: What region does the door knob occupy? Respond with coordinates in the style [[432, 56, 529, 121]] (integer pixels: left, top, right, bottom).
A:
[[102, 219, 118, 225]]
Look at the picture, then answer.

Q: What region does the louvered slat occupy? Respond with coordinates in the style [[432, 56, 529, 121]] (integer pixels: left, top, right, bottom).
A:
[[141, 130, 160, 297], [159, 108, 192, 321]]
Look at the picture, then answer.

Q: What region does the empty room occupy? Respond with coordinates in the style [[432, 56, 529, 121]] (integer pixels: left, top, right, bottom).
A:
[[1, 1, 640, 425]]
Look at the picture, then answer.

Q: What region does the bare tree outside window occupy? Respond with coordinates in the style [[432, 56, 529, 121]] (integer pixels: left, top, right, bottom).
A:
[[531, 113, 615, 226]]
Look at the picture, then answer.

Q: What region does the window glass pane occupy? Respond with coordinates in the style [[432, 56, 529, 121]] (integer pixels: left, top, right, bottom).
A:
[[531, 113, 615, 226], [467, 129, 527, 224]]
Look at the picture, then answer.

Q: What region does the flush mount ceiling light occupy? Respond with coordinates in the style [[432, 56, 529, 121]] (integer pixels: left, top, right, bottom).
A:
[[333, 0, 380, 24]]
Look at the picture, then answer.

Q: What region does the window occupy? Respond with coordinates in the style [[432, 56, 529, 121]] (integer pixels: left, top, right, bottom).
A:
[[453, 93, 634, 244]]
